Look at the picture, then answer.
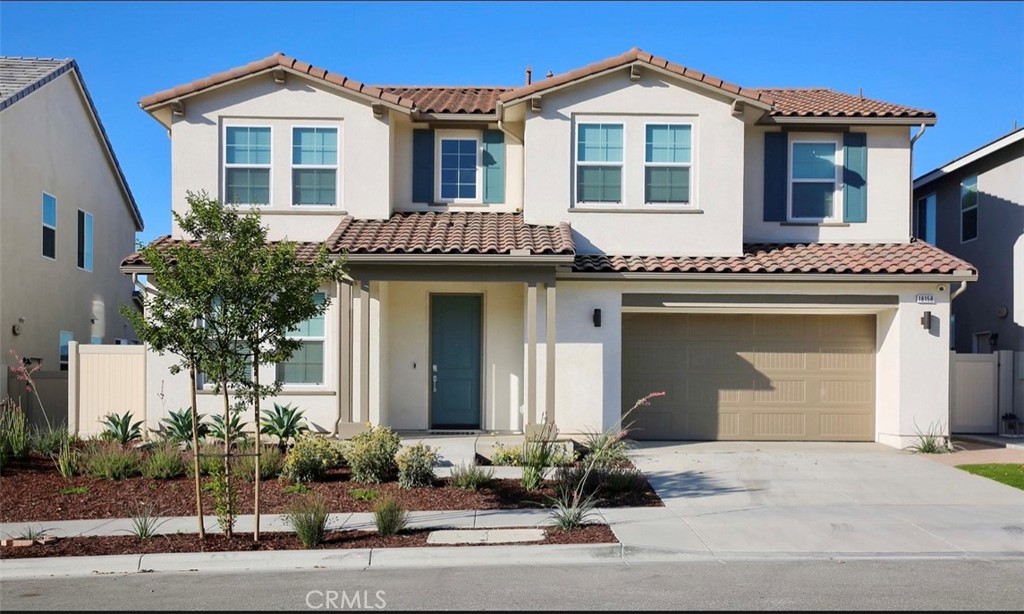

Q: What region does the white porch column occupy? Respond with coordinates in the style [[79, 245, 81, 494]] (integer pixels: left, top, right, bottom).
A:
[[351, 280, 371, 425], [526, 282, 538, 427], [335, 282, 352, 431], [544, 282, 556, 426]]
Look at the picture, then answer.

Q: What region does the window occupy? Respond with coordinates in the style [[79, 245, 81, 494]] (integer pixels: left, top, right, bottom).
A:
[[292, 127, 338, 206], [789, 140, 841, 221], [914, 193, 936, 244], [224, 126, 271, 206], [277, 292, 326, 385], [576, 123, 623, 203], [960, 175, 978, 242], [77, 210, 93, 271], [645, 124, 692, 204], [42, 193, 57, 259], [90, 335, 102, 345], [59, 331, 73, 371], [438, 137, 479, 201]]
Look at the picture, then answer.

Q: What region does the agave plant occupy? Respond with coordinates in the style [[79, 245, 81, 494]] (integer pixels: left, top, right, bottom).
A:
[[99, 411, 143, 446], [260, 403, 309, 452], [156, 408, 210, 447], [210, 408, 249, 445]]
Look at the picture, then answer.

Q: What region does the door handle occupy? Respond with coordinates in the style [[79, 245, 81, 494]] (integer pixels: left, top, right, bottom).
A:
[[432, 375, 437, 392]]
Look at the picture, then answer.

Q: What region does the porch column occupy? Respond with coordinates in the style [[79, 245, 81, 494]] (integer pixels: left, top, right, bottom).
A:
[[335, 281, 352, 431], [356, 280, 370, 424], [526, 282, 538, 427], [544, 282, 556, 426]]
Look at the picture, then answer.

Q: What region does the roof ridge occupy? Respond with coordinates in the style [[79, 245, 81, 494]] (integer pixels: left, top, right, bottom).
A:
[[377, 85, 516, 90]]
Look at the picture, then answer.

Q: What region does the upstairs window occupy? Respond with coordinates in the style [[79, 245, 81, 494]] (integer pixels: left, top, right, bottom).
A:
[[789, 140, 841, 221], [960, 175, 978, 242], [645, 124, 692, 204], [914, 193, 936, 244], [277, 292, 326, 385], [224, 126, 271, 206], [77, 210, 93, 272], [576, 123, 623, 203], [42, 192, 56, 259], [292, 127, 338, 206], [438, 136, 479, 202], [59, 331, 73, 371]]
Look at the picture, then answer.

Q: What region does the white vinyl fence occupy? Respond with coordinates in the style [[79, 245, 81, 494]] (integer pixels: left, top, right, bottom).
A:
[[949, 350, 1017, 434], [67, 341, 146, 438]]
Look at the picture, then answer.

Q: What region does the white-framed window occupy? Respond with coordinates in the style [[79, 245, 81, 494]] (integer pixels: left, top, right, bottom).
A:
[[277, 292, 326, 385], [292, 127, 338, 206], [59, 331, 73, 371], [42, 192, 57, 259], [575, 123, 624, 203], [644, 124, 693, 204], [77, 210, 93, 271], [436, 131, 481, 203], [788, 138, 842, 222], [224, 126, 271, 206], [960, 174, 978, 243], [913, 193, 936, 244]]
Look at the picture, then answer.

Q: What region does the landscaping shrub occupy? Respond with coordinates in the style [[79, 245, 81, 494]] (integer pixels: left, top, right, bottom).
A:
[[373, 497, 408, 536], [210, 407, 249, 446], [491, 442, 575, 467], [286, 495, 330, 548], [350, 488, 379, 502], [141, 443, 187, 479], [554, 462, 602, 499], [581, 426, 630, 469], [598, 465, 647, 495], [157, 408, 210, 447], [127, 502, 168, 539], [549, 459, 599, 530], [521, 424, 565, 491], [0, 401, 29, 460], [281, 432, 345, 483], [450, 462, 494, 491], [84, 441, 142, 480], [343, 425, 401, 484], [234, 442, 285, 481], [260, 403, 309, 452], [29, 425, 69, 457], [907, 421, 950, 454], [190, 443, 226, 477], [395, 443, 437, 489], [208, 473, 237, 534], [99, 411, 144, 445], [284, 483, 310, 495], [52, 436, 80, 478]]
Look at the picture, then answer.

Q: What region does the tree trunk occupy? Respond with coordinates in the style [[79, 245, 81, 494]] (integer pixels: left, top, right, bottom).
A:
[[189, 365, 206, 539], [252, 353, 261, 542], [221, 381, 233, 539]]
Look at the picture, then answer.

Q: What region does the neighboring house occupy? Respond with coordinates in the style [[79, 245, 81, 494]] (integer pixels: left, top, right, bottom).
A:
[[0, 57, 144, 423], [125, 48, 975, 448], [913, 128, 1023, 355]]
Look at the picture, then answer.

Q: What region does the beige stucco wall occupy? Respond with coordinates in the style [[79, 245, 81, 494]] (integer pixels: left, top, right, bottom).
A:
[[743, 125, 912, 243], [0, 71, 140, 406], [520, 69, 746, 257], [168, 75, 391, 242], [552, 278, 951, 448]]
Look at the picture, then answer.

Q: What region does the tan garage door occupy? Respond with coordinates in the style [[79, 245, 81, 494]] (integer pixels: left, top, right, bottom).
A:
[[622, 313, 875, 441]]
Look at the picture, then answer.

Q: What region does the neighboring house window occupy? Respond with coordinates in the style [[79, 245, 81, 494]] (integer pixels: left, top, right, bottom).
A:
[[292, 127, 338, 206], [576, 123, 623, 203], [437, 134, 480, 202], [914, 193, 936, 244], [224, 126, 271, 206], [77, 210, 93, 271], [90, 335, 102, 345], [960, 175, 978, 242], [277, 292, 326, 385], [789, 139, 842, 221], [42, 192, 57, 259], [59, 331, 73, 371], [645, 124, 692, 204]]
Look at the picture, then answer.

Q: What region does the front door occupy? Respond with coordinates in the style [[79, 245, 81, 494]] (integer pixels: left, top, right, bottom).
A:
[[430, 295, 482, 429]]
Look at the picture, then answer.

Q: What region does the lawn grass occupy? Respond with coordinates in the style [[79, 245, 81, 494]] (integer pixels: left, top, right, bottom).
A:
[[956, 464, 1024, 490]]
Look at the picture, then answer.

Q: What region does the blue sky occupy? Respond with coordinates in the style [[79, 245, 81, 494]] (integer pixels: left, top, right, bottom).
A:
[[2, 1, 1022, 243]]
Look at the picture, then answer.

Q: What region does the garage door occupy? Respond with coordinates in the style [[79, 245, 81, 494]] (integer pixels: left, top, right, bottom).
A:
[[622, 313, 875, 441]]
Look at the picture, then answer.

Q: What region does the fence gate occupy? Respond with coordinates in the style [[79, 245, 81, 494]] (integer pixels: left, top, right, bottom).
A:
[[950, 352, 998, 433], [68, 342, 146, 438]]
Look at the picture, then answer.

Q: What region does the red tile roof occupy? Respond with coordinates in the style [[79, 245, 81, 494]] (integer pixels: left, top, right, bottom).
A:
[[573, 241, 974, 275], [327, 212, 574, 255], [121, 235, 326, 268], [139, 53, 416, 110], [378, 86, 511, 114], [756, 88, 935, 120]]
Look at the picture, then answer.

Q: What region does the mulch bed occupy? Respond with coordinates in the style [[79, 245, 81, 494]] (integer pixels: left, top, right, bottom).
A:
[[0, 455, 661, 523], [0, 524, 617, 559]]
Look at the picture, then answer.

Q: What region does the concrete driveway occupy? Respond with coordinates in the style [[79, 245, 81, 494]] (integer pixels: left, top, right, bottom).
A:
[[606, 441, 1024, 558]]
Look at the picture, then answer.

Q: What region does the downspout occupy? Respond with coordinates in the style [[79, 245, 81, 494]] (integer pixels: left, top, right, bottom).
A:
[[909, 123, 928, 240]]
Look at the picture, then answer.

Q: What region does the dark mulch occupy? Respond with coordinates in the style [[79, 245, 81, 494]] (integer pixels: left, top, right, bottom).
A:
[[0, 524, 617, 559], [0, 455, 661, 523]]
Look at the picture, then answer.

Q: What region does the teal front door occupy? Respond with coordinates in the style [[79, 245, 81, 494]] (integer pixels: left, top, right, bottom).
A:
[[430, 295, 482, 429]]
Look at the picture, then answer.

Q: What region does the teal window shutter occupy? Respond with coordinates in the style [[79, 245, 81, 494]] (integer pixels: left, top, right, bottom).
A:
[[482, 130, 505, 203], [843, 132, 867, 223], [413, 129, 435, 203], [763, 132, 787, 221]]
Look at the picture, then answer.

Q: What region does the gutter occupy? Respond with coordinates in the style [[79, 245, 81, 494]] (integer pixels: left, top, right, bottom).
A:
[[340, 253, 574, 265], [761, 116, 938, 127], [557, 271, 978, 283], [950, 279, 970, 302]]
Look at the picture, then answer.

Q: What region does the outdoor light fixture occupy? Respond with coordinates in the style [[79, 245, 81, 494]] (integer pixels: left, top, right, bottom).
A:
[[921, 311, 932, 330], [593, 308, 602, 327]]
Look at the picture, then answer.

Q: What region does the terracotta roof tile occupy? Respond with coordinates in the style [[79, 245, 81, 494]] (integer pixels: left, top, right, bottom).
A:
[[756, 88, 935, 119], [378, 86, 511, 114], [572, 241, 974, 275], [121, 235, 325, 268], [327, 212, 574, 255]]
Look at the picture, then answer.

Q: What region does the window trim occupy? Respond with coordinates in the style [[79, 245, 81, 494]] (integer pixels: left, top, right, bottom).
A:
[[59, 331, 73, 371], [290, 125, 340, 208], [77, 209, 93, 272], [643, 122, 695, 206], [42, 191, 57, 260], [914, 192, 937, 244], [960, 174, 979, 244], [277, 292, 328, 387], [787, 136, 843, 223], [222, 124, 273, 208], [434, 129, 483, 204], [574, 122, 625, 206]]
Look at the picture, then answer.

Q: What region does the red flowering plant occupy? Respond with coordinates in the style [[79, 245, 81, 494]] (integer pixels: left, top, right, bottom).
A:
[[8, 349, 50, 428]]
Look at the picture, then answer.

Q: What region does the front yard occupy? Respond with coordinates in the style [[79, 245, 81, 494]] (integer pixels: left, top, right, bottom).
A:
[[957, 463, 1024, 490]]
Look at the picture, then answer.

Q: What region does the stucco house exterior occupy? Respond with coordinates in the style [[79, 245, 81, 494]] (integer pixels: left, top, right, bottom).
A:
[[125, 48, 976, 448], [1, 57, 144, 422]]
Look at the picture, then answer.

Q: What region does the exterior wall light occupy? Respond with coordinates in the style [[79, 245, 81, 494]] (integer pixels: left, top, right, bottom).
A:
[[593, 308, 602, 328]]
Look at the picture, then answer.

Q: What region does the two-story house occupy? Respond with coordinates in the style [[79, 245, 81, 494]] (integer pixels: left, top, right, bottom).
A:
[[125, 49, 975, 448], [1, 57, 144, 424]]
